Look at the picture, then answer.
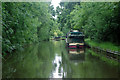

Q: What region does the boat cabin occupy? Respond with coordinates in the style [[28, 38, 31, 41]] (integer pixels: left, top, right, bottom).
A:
[[66, 30, 84, 48]]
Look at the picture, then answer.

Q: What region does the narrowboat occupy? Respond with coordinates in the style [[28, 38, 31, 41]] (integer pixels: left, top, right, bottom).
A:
[[54, 37, 60, 41], [66, 30, 84, 48]]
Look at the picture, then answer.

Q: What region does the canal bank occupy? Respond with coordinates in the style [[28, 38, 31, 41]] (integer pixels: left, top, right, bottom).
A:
[[85, 38, 120, 62]]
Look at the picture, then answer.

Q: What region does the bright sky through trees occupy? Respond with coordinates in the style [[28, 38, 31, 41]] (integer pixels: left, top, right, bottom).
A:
[[51, 0, 61, 19], [51, 0, 61, 10]]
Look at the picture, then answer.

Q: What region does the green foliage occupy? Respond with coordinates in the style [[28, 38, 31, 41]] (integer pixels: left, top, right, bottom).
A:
[[2, 2, 120, 56], [49, 21, 64, 37], [85, 38, 120, 52], [57, 2, 120, 44], [49, 5, 55, 17], [69, 2, 120, 43], [2, 2, 55, 55], [56, 2, 80, 34], [87, 49, 118, 66]]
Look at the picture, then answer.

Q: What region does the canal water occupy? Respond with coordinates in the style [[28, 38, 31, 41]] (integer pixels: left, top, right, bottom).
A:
[[2, 40, 119, 78]]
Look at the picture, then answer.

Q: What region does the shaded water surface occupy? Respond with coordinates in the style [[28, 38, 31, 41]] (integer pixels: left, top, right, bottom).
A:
[[3, 40, 119, 78]]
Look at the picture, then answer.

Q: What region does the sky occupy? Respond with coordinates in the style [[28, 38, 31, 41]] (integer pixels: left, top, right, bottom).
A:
[[51, 0, 61, 19], [51, 0, 61, 10]]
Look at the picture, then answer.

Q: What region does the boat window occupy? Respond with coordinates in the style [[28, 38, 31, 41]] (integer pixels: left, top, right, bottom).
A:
[[70, 32, 83, 36], [69, 37, 84, 43]]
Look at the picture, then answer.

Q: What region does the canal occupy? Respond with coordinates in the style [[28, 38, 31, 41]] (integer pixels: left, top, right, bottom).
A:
[[2, 40, 119, 78]]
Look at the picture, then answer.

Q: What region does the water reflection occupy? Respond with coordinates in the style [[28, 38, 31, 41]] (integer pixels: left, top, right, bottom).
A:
[[62, 44, 118, 78], [61, 47, 86, 78], [2, 41, 119, 78], [68, 48, 85, 63], [50, 54, 63, 78]]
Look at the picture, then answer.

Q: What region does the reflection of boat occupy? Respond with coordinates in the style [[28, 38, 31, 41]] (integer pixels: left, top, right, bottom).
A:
[[69, 49, 84, 54], [61, 47, 85, 78], [68, 48, 85, 62], [66, 30, 84, 49]]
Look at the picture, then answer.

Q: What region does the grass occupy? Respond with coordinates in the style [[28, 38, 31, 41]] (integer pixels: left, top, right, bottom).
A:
[[85, 38, 120, 52], [87, 49, 119, 66]]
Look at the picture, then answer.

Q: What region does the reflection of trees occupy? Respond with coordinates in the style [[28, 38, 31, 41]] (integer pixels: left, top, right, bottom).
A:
[[3, 43, 38, 78], [3, 41, 56, 78], [61, 47, 86, 78], [37, 41, 55, 60], [61, 52, 72, 78], [36, 41, 55, 78]]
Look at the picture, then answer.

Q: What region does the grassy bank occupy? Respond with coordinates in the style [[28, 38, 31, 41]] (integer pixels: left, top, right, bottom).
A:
[[87, 49, 119, 66], [85, 38, 120, 52]]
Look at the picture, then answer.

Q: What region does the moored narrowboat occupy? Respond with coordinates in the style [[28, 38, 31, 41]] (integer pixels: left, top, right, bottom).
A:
[[66, 30, 84, 48], [54, 37, 60, 41]]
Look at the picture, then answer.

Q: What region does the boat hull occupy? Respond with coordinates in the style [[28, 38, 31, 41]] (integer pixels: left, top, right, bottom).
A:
[[68, 43, 84, 49]]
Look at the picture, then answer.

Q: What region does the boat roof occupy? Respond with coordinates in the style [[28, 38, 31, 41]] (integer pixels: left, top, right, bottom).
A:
[[72, 30, 79, 32], [68, 32, 84, 37], [70, 32, 83, 34]]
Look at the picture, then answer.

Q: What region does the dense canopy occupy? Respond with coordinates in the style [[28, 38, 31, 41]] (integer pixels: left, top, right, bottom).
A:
[[2, 2, 120, 56]]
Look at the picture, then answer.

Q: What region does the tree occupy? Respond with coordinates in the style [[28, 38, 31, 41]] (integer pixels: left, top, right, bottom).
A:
[[2, 2, 55, 55]]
